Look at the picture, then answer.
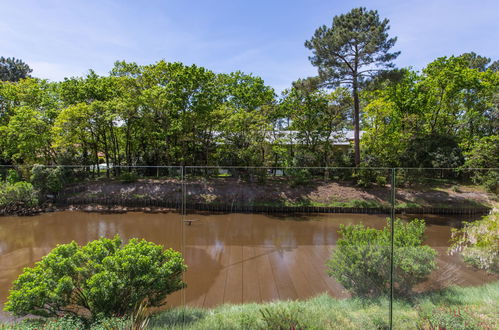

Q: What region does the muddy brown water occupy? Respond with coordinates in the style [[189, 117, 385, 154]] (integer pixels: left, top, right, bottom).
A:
[[0, 211, 497, 321]]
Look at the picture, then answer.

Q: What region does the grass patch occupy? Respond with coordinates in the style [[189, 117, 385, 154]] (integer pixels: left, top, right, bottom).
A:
[[4, 282, 498, 329], [248, 199, 389, 209], [148, 281, 499, 329]]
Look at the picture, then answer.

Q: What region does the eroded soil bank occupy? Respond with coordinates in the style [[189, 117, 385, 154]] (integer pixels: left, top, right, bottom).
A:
[[54, 178, 496, 213]]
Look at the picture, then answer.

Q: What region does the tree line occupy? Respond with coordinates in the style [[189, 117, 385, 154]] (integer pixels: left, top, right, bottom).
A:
[[0, 8, 497, 172]]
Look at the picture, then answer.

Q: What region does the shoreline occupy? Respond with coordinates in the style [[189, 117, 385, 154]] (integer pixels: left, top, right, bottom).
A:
[[1, 202, 491, 217]]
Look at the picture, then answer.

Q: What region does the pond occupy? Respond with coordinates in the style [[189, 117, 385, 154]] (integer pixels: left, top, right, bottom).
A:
[[0, 211, 496, 320]]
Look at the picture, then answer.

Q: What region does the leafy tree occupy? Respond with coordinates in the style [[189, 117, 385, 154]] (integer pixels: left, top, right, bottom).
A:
[[0, 106, 53, 163], [281, 87, 350, 166], [5, 235, 186, 321], [327, 218, 437, 297], [463, 135, 499, 169], [0, 78, 60, 164], [305, 7, 400, 166], [459, 52, 498, 72], [213, 71, 276, 166], [363, 56, 498, 169], [0, 57, 32, 82], [463, 136, 499, 192]]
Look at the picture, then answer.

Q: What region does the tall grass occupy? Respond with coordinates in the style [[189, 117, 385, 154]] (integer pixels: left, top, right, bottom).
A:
[[148, 281, 498, 330], [4, 281, 498, 329]]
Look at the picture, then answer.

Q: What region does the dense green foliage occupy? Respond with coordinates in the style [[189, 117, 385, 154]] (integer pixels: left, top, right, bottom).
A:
[[0, 10, 497, 171], [463, 136, 499, 192], [363, 55, 498, 169], [0, 53, 496, 171], [327, 218, 437, 297], [30, 165, 65, 194], [0, 181, 38, 208], [450, 212, 498, 274], [4, 235, 186, 321], [0, 57, 32, 82]]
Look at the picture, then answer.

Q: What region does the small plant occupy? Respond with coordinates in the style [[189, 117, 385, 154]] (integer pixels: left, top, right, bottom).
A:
[[376, 175, 388, 186], [352, 169, 379, 188], [287, 168, 311, 187], [119, 171, 138, 183], [129, 300, 151, 330], [6, 169, 21, 184], [12, 315, 86, 329], [5, 235, 186, 322], [260, 306, 306, 330], [418, 306, 496, 329], [327, 218, 437, 297]]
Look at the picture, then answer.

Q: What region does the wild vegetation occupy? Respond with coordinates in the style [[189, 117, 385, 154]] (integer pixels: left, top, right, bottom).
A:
[[450, 212, 498, 274], [4, 235, 186, 322], [0, 10, 497, 171], [0, 5, 497, 330], [4, 282, 498, 329]]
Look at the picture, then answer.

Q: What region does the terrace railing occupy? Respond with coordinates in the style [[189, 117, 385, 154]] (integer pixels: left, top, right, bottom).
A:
[[0, 165, 497, 328]]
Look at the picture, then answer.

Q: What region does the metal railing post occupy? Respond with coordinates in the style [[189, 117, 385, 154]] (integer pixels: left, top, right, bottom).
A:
[[389, 168, 396, 329]]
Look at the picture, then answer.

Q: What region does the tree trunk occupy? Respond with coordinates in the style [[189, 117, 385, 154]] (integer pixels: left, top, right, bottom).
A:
[[352, 80, 361, 167]]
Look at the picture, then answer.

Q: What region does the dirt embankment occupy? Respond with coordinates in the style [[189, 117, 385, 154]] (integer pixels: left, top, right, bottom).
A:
[[58, 178, 497, 210]]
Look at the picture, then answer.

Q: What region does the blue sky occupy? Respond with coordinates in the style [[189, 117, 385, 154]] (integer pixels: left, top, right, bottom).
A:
[[1, 0, 498, 91]]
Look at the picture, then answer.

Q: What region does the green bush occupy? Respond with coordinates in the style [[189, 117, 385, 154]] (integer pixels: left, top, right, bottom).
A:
[[118, 171, 138, 183], [376, 175, 388, 186], [4, 235, 187, 321], [0, 181, 38, 208], [287, 168, 311, 187], [6, 169, 22, 184], [450, 212, 498, 274], [30, 165, 65, 194], [353, 168, 377, 187], [327, 218, 437, 297]]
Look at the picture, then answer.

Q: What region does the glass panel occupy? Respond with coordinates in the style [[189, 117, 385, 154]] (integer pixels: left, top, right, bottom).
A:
[[178, 167, 392, 328], [392, 168, 498, 328], [0, 165, 183, 321]]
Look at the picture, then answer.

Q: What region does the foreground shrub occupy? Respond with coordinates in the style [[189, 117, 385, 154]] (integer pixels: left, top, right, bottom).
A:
[[450, 212, 498, 274], [4, 235, 186, 321], [327, 218, 437, 297], [0, 181, 38, 208]]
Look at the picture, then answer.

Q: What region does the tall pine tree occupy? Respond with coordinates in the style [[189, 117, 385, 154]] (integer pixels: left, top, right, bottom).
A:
[[305, 7, 399, 166]]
